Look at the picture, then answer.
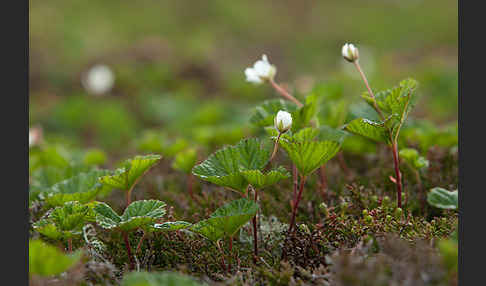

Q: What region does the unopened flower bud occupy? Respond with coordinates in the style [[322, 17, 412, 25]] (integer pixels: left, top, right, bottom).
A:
[[274, 110, 292, 133], [341, 43, 359, 62]]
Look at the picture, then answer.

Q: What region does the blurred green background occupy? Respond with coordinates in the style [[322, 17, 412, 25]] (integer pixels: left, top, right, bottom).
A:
[[29, 0, 457, 154]]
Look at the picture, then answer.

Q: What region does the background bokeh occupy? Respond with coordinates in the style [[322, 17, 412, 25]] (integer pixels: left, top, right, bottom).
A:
[[29, 0, 457, 155]]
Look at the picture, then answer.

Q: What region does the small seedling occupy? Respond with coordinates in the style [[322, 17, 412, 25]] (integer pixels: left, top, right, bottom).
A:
[[33, 201, 96, 252], [193, 138, 289, 262], [93, 199, 166, 269]]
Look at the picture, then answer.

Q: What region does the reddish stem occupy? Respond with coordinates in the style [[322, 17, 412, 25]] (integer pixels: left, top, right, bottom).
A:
[[123, 232, 135, 270], [269, 78, 303, 107], [136, 231, 146, 254], [216, 240, 227, 273], [67, 238, 73, 253], [391, 142, 403, 209], [252, 188, 259, 263], [288, 176, 307, 234]]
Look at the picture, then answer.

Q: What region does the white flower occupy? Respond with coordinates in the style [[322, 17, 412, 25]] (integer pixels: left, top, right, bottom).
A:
[[244, 54, 277, 84], [341, 43, 359, 62], [82, 64, 115, 95], [274, 110, 292, 133], [29, 127, 43, 147]]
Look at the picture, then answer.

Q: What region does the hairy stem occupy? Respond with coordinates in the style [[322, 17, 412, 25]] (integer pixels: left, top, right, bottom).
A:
[[269, 78, 303, 107], [123, 232, 135, 270], [288, 176, 307, 234], [391, 142, 403, 209], [67, 238, 73, 253], [353, 60, 406, 209], [352, 61, 385, 121]]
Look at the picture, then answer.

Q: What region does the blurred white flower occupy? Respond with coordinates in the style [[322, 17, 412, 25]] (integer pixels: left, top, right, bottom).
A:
[[341, 43, 359, 62], [274, 110, 292, 133], [82, 64, 115, 95], [245, 54, 277, 84], [29, 126, 43, 147]]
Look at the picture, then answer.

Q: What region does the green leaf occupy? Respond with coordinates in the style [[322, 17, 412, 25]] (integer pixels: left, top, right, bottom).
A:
[[399, 148, 429, 170], [279, 134, 341, 176], [241, 166, 290, 190], [362, 78, 418, 140], [192, 138, 271, 193], [172, 148, 198, 174], [121, 271, 206, 286], [344, 118, 390, 144], [34, 201, 94, 239], [93, 202, 121, 229], [153, 221, 192, 231], [94, 200, 166, 232], [189, 198, 258, 242], [292, 94, 318, 131], [427, 188, 458, 210], [29, 240, 82, 277], [250, 99, 298, 127], [99, 154, 161, 191], [43, 169, 113, 207]]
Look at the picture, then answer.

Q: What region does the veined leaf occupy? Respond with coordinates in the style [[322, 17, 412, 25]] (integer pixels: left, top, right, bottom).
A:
[[153, 221, 192, 231], [189, 198, 258, 242], [280, 138, 340, 176], [121, 271, 206, 286], [427, 188, 458, 210], [250, 99, 298, 127], [361, 78, 418, 140], [99, 154, 161, 191], [93, 202, 121, 229], [94, 200, 166, 232], [172, 148, 198, 174], [344, 118, 390, 144], [192, 138, 271, 192], [33, 201, 94, 239], [43, 169, 113, 207], [29, 240, 82, 277], [241, 166, 290, 190]]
